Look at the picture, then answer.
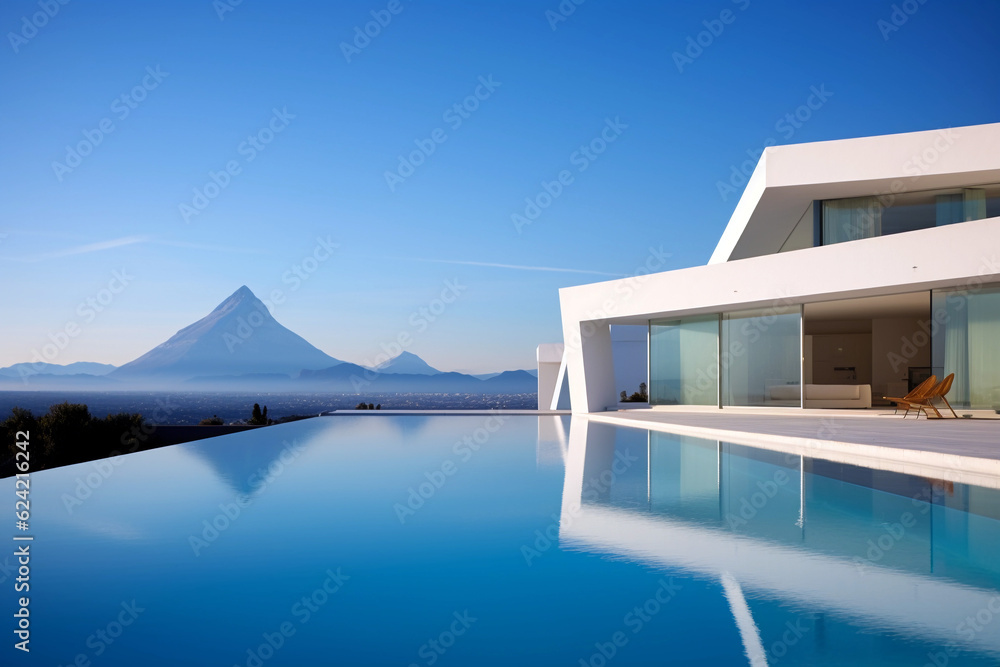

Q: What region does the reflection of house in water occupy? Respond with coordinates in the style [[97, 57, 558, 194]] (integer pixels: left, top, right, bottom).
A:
[[559, 418, 1000, 662], [536, 415, 570, 469]]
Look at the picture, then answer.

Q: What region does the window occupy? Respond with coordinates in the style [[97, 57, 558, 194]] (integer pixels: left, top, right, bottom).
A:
[[932, 285, 1000, 410], [722, 306, 801, 407], [649, 315, 719, 406], [822, 184, 1000, 245]]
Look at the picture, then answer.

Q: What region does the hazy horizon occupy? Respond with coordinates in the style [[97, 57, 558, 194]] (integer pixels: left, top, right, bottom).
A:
[[0, 284, 543, 375], [2, 0, 998, 373]]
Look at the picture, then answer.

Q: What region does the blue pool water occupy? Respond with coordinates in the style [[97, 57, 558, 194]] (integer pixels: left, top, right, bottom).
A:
[[4, 415, 1000, 666]]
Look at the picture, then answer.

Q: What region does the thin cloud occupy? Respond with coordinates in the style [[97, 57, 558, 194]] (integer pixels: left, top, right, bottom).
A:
[[397, 257, 628, 277], [2, 235, 149, 262], [0, 235, 267, 261]]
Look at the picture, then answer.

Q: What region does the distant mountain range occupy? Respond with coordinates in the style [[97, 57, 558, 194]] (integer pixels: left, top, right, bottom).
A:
[[0, 361, 117, 378], [0, 286, 537, 395]]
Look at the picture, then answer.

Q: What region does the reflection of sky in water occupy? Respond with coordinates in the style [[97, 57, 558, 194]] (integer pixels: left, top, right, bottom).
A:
[[5, 415, 999, 666]]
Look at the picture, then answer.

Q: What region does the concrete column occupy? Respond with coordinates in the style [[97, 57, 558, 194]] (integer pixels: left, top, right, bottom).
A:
[[536, 343, 566, 410], [562, 316, 617, 413]]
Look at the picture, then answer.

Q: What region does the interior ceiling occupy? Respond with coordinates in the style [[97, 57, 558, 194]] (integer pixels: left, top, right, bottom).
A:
[[804, 292, 930, 321]]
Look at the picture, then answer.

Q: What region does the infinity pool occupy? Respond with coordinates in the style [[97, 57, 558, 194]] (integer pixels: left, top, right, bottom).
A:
[[6, 415, 1000, 665]]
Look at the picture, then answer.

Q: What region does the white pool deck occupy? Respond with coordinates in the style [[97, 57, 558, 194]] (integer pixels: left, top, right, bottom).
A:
[[586, 406, 1000, 488]]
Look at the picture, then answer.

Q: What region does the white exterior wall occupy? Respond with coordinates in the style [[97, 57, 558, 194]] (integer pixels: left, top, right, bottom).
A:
[[560, 216, 1000, 412], [536, 343, 565, 410]]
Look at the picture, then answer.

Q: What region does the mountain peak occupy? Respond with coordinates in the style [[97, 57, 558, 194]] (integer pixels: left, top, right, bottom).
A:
[[215, 284, 260, 308], [113, 286, 342, 380], [372, 351, 441, 375]]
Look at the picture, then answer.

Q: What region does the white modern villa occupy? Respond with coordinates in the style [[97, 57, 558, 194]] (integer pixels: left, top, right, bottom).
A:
[[544, 122, 1000, 414]]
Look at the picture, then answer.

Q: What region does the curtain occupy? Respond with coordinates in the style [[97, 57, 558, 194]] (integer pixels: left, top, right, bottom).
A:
[[823, 196, 881, 245], [943, 294, 970, 407], [964, 188, 987, 222], [967, 290, 1000, 409]]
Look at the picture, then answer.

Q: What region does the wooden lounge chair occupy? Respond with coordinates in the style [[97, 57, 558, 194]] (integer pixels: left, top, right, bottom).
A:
[[884, 375, 936, 418], [911, 373, 958, 420]]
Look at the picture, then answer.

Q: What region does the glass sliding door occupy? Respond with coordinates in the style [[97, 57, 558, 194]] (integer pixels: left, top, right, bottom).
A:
[[722, 305, 802, 407], [932, 285, 1000, 409], [649, 315, 719, 406]]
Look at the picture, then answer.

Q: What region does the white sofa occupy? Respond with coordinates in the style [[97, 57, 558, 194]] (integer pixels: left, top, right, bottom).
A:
[[766, 384, 872, 409]]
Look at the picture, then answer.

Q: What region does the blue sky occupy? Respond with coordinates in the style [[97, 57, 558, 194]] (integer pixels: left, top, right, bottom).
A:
[[1, 0, 997, 373]]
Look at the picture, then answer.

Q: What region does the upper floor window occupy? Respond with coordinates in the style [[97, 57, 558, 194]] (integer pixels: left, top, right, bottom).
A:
[[821, 184, 1000, 246]]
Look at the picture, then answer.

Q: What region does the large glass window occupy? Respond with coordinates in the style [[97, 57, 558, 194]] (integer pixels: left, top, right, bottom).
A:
[[932, 285, 1000, 410], [722, 305, 802, 407], [649, 315, 718, 406], [823, 184, 1000, 246]]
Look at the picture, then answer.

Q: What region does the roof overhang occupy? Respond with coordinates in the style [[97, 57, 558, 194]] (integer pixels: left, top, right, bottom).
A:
[[709, 123, 1000, 263]]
